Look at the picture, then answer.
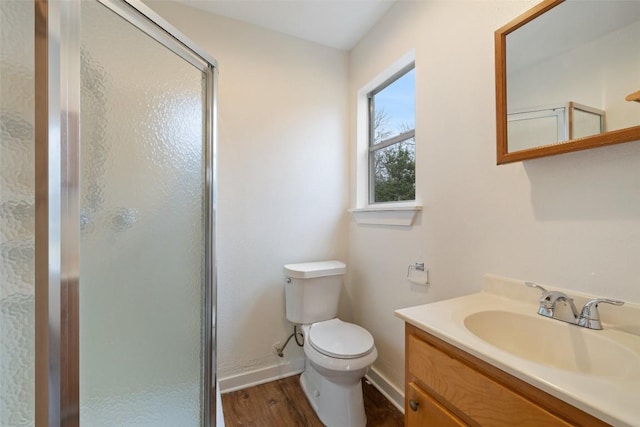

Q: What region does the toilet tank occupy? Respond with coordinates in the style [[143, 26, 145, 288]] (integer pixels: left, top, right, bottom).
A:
[[284, 260, 346, 324]]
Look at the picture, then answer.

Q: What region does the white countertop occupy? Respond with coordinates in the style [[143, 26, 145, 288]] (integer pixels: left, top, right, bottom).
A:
[[395, 274, 640, 427]]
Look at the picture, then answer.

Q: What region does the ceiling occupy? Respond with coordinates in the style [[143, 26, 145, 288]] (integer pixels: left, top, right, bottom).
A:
[[507, 1, 640, 73], [170, 0, 397, 50]]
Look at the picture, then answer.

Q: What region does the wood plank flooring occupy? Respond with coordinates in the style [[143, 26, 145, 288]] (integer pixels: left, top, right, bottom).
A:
[[221, 375, 404, 427]]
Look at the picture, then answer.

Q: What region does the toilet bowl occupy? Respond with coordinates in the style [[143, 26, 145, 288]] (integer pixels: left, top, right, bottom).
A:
[[299, 320, 378, 427], [283, 261, 377, 427]]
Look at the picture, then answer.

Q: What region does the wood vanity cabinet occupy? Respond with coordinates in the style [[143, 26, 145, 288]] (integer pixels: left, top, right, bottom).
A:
[[404, 324, 610, 426]]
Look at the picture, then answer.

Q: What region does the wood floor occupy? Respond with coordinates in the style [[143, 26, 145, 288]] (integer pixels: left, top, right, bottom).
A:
[[221, 375, 404, 427]]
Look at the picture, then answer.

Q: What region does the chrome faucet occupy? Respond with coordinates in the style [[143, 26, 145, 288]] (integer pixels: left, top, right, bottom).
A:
[[578, 298, 625, 330], [525, 282, 624, 330]]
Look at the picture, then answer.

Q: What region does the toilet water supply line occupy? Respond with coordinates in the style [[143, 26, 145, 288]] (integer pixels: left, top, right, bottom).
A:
[[275, 325, 304, 357]]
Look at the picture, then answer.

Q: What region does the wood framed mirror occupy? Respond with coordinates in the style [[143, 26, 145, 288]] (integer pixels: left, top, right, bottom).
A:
[[495, 0, 640, 164]]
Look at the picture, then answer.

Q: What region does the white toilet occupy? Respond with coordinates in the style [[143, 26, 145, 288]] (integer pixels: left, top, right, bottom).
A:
[[283, 260, 377, 427]]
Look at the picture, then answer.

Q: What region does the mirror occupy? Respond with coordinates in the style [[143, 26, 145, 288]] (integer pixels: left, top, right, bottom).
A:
[[495, 0, 640, 164]]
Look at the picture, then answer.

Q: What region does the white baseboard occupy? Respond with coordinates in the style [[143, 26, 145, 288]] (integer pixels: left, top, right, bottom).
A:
[[218, 359, 405, 415], [215, 382, 225, 427], [218, 358, 305, 394], [365, 367, 405, 414]]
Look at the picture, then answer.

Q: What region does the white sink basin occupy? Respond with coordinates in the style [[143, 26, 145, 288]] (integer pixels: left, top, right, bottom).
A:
[[464, 310, 640, 377], [396, 276, 640, 426]]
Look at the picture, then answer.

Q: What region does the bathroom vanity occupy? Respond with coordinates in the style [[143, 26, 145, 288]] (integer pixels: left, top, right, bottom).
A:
[[404, 324, 605, 426], [395, 275, 640, 426]]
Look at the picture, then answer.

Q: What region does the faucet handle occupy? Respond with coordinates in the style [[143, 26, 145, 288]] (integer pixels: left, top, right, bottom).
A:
[[578, 298, 625, 330], [525, 282, 554, 317], [525, 282, 548, 294]]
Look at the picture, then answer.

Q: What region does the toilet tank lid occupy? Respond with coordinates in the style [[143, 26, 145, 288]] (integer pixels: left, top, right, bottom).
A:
[[283, 260, 346, 279]]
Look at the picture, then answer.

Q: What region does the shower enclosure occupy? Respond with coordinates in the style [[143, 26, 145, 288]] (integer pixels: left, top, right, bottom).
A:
[[1, 0, 217, 425], [507, 102, 605, 152]]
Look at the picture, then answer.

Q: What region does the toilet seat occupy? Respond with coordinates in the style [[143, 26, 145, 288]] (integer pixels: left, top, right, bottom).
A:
[[308, 319, 374, 359]]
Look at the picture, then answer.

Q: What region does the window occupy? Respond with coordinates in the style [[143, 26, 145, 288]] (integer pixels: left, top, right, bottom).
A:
[[368, 64, 415, 204]]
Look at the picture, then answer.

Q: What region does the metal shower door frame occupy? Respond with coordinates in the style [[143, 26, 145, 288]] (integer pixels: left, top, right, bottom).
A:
[[34, 1, 218, 425]]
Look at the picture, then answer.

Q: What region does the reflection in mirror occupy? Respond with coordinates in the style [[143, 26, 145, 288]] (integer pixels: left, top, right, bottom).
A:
[[507, 102, 604, 152], [495, 0, 640, 164]]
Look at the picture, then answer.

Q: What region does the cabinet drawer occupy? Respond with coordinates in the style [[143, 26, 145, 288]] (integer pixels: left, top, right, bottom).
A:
[[408, 334, 572, 426], [407, 381, 466, 427]]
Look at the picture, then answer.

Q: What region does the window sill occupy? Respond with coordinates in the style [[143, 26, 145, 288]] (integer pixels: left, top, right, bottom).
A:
[[349, 205, 422, 227]]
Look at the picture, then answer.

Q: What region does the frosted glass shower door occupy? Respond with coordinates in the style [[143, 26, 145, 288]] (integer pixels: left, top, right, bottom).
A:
[[79, 1, 208, 425], [0, 1, 35, 425]]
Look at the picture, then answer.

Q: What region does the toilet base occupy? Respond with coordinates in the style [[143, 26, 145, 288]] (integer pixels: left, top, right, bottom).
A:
[[299, 360, 366, 427]]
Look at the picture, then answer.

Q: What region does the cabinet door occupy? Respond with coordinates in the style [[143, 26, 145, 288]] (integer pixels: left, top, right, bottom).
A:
[[407, 382, 467, 427], [408, 334, 574, 426]]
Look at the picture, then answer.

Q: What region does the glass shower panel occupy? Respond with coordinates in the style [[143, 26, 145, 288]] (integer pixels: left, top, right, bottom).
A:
[[79, 1, 206, 425], [507, 115, 560, 152], [573, 109, 603, 140], [0, 1, 35, 425]]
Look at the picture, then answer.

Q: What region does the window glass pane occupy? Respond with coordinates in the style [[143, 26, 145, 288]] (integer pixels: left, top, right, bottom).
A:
[[372, 68, 415, 145], [372, 138, 415, 203]]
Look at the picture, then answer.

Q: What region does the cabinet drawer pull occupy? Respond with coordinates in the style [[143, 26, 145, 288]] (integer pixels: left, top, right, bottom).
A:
[[409, 399, 419, 412]]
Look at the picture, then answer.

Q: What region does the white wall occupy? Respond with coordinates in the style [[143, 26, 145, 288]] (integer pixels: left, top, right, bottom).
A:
[[348, 0, 640, 395], [146, 2, 350, 382], [508, 19, 640, 131]]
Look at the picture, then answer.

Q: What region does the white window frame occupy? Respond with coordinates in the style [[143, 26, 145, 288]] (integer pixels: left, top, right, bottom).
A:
[[351, 51, 421, 226], [368, 62, 416, 204]]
